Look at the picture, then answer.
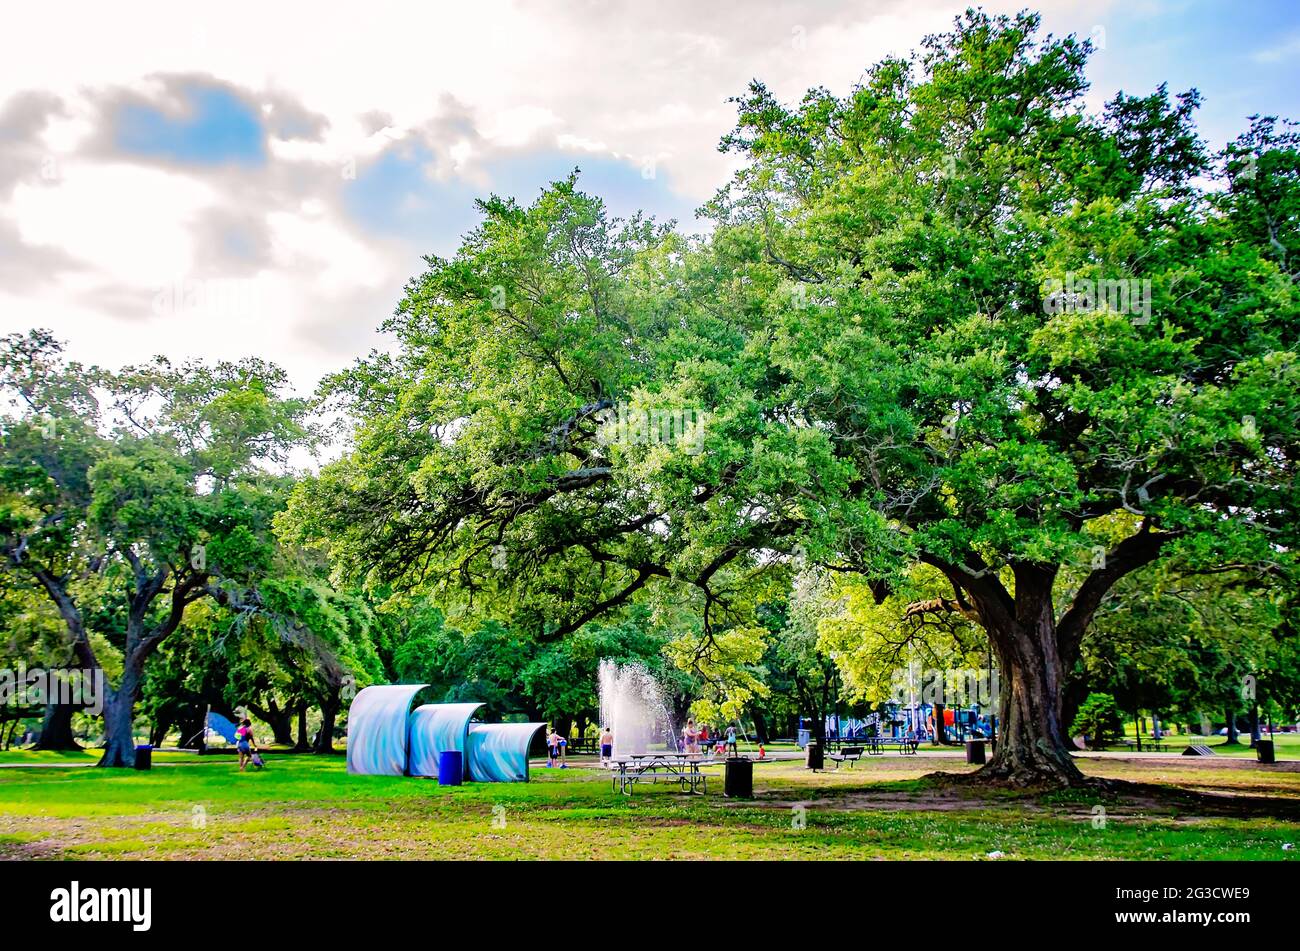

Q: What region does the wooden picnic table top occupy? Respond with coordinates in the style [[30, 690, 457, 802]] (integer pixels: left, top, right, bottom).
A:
[[613, 753, 710, 763], [609, 754, 719, 771]]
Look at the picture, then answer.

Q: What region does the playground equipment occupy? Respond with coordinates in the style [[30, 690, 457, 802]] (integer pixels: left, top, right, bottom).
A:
[[800, 703, 998, 749], [346, 685, 544, 783]]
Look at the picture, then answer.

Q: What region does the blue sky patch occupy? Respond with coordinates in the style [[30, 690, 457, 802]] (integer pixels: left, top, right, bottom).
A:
[[345, 142, 700, 256], [114, 82, 265, 165]]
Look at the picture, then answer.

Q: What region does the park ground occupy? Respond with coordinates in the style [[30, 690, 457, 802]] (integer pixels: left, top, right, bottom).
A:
[[2, 738, 1300, 860]]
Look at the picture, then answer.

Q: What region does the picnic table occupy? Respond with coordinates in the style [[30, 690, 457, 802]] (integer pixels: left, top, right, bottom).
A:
[[610, 753, 710, 795], [866, 736, 920, 755], [1117, 739, 1173, 753]]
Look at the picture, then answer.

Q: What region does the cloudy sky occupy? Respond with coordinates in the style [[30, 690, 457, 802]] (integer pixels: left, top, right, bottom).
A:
[[3, 0, 1298, 395]]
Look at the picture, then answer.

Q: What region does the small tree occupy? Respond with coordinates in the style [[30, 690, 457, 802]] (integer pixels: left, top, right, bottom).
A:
[[1071, 693, 1123, 751]]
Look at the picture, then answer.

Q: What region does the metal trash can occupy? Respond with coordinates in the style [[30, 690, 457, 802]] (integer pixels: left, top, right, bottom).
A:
[[437, 750, 463, 786], [965, 740, 986, 765], [724, 757, 753, 798], [133, 744, 152, 770], [1257, 740, 1276, 764], [805, 741, 823, 771]]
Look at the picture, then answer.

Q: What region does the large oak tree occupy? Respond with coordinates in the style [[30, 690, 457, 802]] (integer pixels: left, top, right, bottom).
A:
[[285, 11, 1299, 785]]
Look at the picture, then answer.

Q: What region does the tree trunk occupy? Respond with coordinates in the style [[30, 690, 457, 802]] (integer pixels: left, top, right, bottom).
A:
[[932, 702, 949, 745], [176, 707, 208, 751], [34, 700, 81, 751], [98, 663, 143, 767], [1224, 706, 1239, 744], [750, 706, 769, 744], [969, 566, 1084, 786], [149, 716, 172, 747], [979, 639, 1083, 784], [253, 699, 293, 746], [294, 706, 311, 752], [313, 697, 338, 754], [1249, 706, 1260, 748], [1060, 672, 1088, 747]]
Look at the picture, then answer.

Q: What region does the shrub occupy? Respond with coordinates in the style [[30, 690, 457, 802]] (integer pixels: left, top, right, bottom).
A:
[[1071, 693, 1124, 750]]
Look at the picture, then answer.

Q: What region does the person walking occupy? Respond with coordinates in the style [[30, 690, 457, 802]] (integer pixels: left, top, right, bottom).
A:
[[600, 726, 614, 765], [235, 718, 258, 772]]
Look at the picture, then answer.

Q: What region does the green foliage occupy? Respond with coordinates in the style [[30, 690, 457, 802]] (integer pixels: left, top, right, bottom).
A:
[[0, 329, 314, 761], [818, 564, 985, 703], [8, 11, 1300, 765], [1070, 692, 1124, 749], [379, 599, 670, 724], [275, 12, 1300, 763]]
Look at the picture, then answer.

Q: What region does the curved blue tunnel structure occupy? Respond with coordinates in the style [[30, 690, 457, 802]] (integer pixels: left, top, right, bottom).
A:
[[346, 685, 545, 783], [468, 722, 546, 783], [408, 702, 483, 780], [346, 683, 427, 776]]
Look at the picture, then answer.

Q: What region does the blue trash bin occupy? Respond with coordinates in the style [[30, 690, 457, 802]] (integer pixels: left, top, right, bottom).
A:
[[134, 744, 152, 770], [438, 750, 463, 786]]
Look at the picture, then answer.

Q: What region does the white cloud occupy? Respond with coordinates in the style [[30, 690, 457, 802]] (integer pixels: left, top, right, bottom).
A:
[[1252, 32, 1300, 64], [9, 162, 208, 285], [1, 0, 1128, 398]]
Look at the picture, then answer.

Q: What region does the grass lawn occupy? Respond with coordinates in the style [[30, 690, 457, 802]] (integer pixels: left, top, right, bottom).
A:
[[1193, 734, 1300, 757], [1, 751, 1298, 860]]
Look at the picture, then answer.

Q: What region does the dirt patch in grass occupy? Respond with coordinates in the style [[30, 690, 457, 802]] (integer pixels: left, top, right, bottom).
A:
[[0, 837, 67, 860]]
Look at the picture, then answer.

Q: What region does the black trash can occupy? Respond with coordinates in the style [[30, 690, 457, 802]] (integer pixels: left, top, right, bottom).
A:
[[724, 757, 753, 798], [133, 744, 152, 770], [805, 741, 823, 771], [965, 739, 986, 765], [1257, 740, 1276, 764]]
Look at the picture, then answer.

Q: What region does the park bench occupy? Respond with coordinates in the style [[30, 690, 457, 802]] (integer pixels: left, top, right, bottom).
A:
[[827, 745, 865, 768]]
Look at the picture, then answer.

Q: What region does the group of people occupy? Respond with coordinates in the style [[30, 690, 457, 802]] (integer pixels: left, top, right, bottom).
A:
[[548, 721, 741, 765], [541, 720, 745, 767], [680, 719, 738, 756]]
